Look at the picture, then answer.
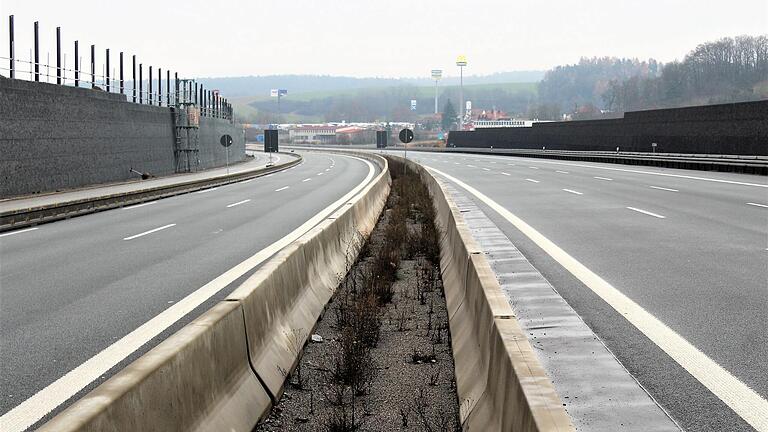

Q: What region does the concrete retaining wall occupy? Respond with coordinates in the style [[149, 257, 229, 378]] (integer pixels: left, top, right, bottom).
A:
[[0, 76, 245, 198], [448, 100, 768, 155], [391, 156, 574, 431], [38, 153, 390, 432]]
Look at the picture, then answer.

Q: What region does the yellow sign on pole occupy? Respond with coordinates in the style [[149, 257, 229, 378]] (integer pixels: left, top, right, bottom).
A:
[[456, 55, 467, 66]]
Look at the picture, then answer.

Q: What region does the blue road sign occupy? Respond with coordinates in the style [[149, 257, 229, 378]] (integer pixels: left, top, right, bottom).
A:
[[256, 134, 265, 143]]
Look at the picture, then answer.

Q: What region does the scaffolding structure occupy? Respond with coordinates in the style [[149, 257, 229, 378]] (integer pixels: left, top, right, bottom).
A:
[[173, 79, 200, 172]]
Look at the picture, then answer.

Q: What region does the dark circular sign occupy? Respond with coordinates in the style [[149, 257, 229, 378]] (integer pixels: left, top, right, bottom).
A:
[[220, 134, 233, 148], [399, 128, 414, 144]]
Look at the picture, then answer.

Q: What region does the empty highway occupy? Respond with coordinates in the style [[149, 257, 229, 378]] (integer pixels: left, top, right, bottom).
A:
[[397, 150, 767, 431], [0, 150, 377, 431]]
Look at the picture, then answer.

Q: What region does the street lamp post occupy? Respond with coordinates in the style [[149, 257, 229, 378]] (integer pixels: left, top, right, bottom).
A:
[[456, 55, 467, 130], [431, 69, 442, 115]]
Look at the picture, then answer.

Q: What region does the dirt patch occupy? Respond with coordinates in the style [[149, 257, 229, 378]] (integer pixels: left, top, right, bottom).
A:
[[256, 159, 460, 431]]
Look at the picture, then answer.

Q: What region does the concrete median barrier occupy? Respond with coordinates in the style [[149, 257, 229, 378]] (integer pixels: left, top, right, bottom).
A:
[[390, 155, 574, 432], [37, 301, 270, 432], [227, 154, 391, 399]]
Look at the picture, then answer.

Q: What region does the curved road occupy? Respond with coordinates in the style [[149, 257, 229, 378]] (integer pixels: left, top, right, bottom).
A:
[[0, 150, 376, 430]]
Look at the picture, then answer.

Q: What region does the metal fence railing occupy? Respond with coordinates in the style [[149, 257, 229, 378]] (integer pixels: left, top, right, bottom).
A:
[[2, 15, 233, 122]]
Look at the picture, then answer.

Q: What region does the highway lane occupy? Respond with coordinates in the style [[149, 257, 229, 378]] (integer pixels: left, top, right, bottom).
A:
[[0, 150, 375, 429], [400, 151, 767, 431]]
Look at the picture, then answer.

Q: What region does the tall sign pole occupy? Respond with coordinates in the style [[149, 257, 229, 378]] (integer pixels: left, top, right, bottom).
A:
[[456, 56, 467, 130], [431, 69, 442, 114]]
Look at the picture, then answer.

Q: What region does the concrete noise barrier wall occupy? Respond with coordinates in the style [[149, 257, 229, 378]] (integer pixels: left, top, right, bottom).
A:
[[448, 100, 768, 155], [389, 156, 574, 431], [38, 153, 390, 431]]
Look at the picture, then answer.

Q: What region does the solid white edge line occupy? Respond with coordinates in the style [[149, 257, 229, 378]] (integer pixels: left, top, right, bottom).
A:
[[650, 186, 679, 192], [626, 207, 666, 219], [0, 227, 39, 238], [746, 202, 768, 208], [122, 201, 157, 210], [427, 166, 768, 431], [1, 155, 377, 432], [562, 189, 583, 195], [195, 187, 219, 194], [122, 224, 176, 241]]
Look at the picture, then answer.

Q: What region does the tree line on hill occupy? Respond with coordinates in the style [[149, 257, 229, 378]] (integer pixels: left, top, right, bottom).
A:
[[533, 35, 767, 120]]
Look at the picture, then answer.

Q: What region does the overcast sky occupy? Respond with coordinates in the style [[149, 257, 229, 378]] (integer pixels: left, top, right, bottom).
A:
[[1, 0, 766, 79]]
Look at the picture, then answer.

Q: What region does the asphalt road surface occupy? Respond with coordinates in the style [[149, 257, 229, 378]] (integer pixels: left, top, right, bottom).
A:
[[0, 150, 376, 430], [398, 150, 767, 431]]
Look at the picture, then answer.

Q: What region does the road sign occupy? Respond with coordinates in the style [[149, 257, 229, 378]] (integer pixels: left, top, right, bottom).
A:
[[410, 99, 417, 111], [456, 55, 467, 66], [431, 69, 442, 80], [264, 129, 279, 152], [271, 89, 287, 97], [220, 134, 233, 148], [376, 130, 388, 148], [466, 100, 472, 111], [399, 128, 414, 144], [256, 134, 265, 143]]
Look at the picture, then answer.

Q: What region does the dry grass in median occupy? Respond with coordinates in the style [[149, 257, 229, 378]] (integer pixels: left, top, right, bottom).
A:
[[256, 160, 460, 431]]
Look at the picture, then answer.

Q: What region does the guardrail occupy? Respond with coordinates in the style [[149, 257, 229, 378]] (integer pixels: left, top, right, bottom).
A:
[[389, 155, 575, 431], [36, 152, 390, 432], [0, 153, 302, 233]]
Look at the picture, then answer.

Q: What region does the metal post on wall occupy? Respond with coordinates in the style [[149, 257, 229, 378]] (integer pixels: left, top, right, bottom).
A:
[[166, 70, 170, 106], [105, 49, 110, 92], [9, 16, 15, 79], [139, 63, 143, 103], [174, 72, 178, 106], [148, 66, 152, 105], [56, 27, 61, 84], [74, 41, 79, 86], [158, 68, 162, 106], [119, 52, 124, 94], [90, 44, 95, 89], [132, 56, 136, 102], [34, 21, 39, 82]]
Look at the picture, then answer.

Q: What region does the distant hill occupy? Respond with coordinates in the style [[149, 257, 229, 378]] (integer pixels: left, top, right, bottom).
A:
[[198, 71, 545, 99]]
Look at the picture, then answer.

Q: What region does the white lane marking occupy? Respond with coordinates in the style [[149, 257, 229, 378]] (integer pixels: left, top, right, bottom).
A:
[[0, 227, 39, 238], [325, 168, 331, 172], [529, 166, 539, 170], [240, 178, 254, 184], [556, 170, 569, 174], [226, 199, 251, 208], [626, 207, 666, 219], [195, 187, 219, 194], [525, 178, 540, 183], [461, 154, 768, 188], [594, 176, 613, 181], [562, 189, 583, 195], [507, 163, 516, 166], [482, 168, 491, 171], [501, 172, 511, 176], [454, 162, 461, 165], [747, 202, 768, 208], [317, 172, 324, 176], [122, 224, 176, 241], [427, 166, 768, 431], [0, 156, 377, 432], [466, 164, 477, 168], [122, 201, 157, 210], [302, 178, 312, 182], [650, 186, 679, 192], [275, 186, 290, 192]]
